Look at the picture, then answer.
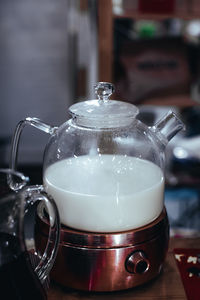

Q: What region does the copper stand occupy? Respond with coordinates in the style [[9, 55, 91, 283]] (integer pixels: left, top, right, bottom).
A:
[[36, 208, 169, 292]]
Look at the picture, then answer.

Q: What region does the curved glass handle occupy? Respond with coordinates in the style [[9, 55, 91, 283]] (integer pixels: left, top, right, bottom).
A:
[[23, 185, 60, 284], [10, 117, 57, 189], [0, 168, 29, 193]]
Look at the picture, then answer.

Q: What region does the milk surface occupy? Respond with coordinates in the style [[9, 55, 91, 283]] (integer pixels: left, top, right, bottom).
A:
[[44, 155, 164, 232]]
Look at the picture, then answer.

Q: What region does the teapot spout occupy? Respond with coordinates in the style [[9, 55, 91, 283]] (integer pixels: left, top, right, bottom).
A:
[[151, 110, 185, 147]]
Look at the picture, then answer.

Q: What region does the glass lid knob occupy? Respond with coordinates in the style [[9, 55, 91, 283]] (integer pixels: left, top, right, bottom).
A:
[[94, 82, 115, 101]]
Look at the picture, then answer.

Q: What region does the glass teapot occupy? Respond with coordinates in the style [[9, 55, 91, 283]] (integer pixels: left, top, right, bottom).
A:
[[10, 82, 184, 233], [0, 168, 60, 299]]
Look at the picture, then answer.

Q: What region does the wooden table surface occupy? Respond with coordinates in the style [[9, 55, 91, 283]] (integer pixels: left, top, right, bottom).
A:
[[48, 237, 200, 300]]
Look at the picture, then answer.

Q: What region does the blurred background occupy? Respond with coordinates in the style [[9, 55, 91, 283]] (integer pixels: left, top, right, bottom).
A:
[[0, 0, 200, 237]]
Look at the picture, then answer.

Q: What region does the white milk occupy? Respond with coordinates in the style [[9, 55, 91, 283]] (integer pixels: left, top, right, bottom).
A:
[[44, 155, 164, 232]]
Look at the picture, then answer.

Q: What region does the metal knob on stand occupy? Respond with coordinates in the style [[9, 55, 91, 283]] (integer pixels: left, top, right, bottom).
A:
[[125, 251, 149, 274]]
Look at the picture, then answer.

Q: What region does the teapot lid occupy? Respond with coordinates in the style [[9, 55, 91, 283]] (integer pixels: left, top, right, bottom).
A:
[[69, 82, 139, 128]]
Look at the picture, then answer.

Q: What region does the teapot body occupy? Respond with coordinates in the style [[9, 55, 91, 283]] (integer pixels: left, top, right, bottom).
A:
[[43, 117, 165, 232]]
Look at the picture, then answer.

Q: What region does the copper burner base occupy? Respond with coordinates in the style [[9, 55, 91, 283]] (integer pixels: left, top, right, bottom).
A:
[[36, 208, 169, 292]]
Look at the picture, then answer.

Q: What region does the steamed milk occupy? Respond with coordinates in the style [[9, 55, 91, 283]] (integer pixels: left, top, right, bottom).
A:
[[44, 155, 164, 232]]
